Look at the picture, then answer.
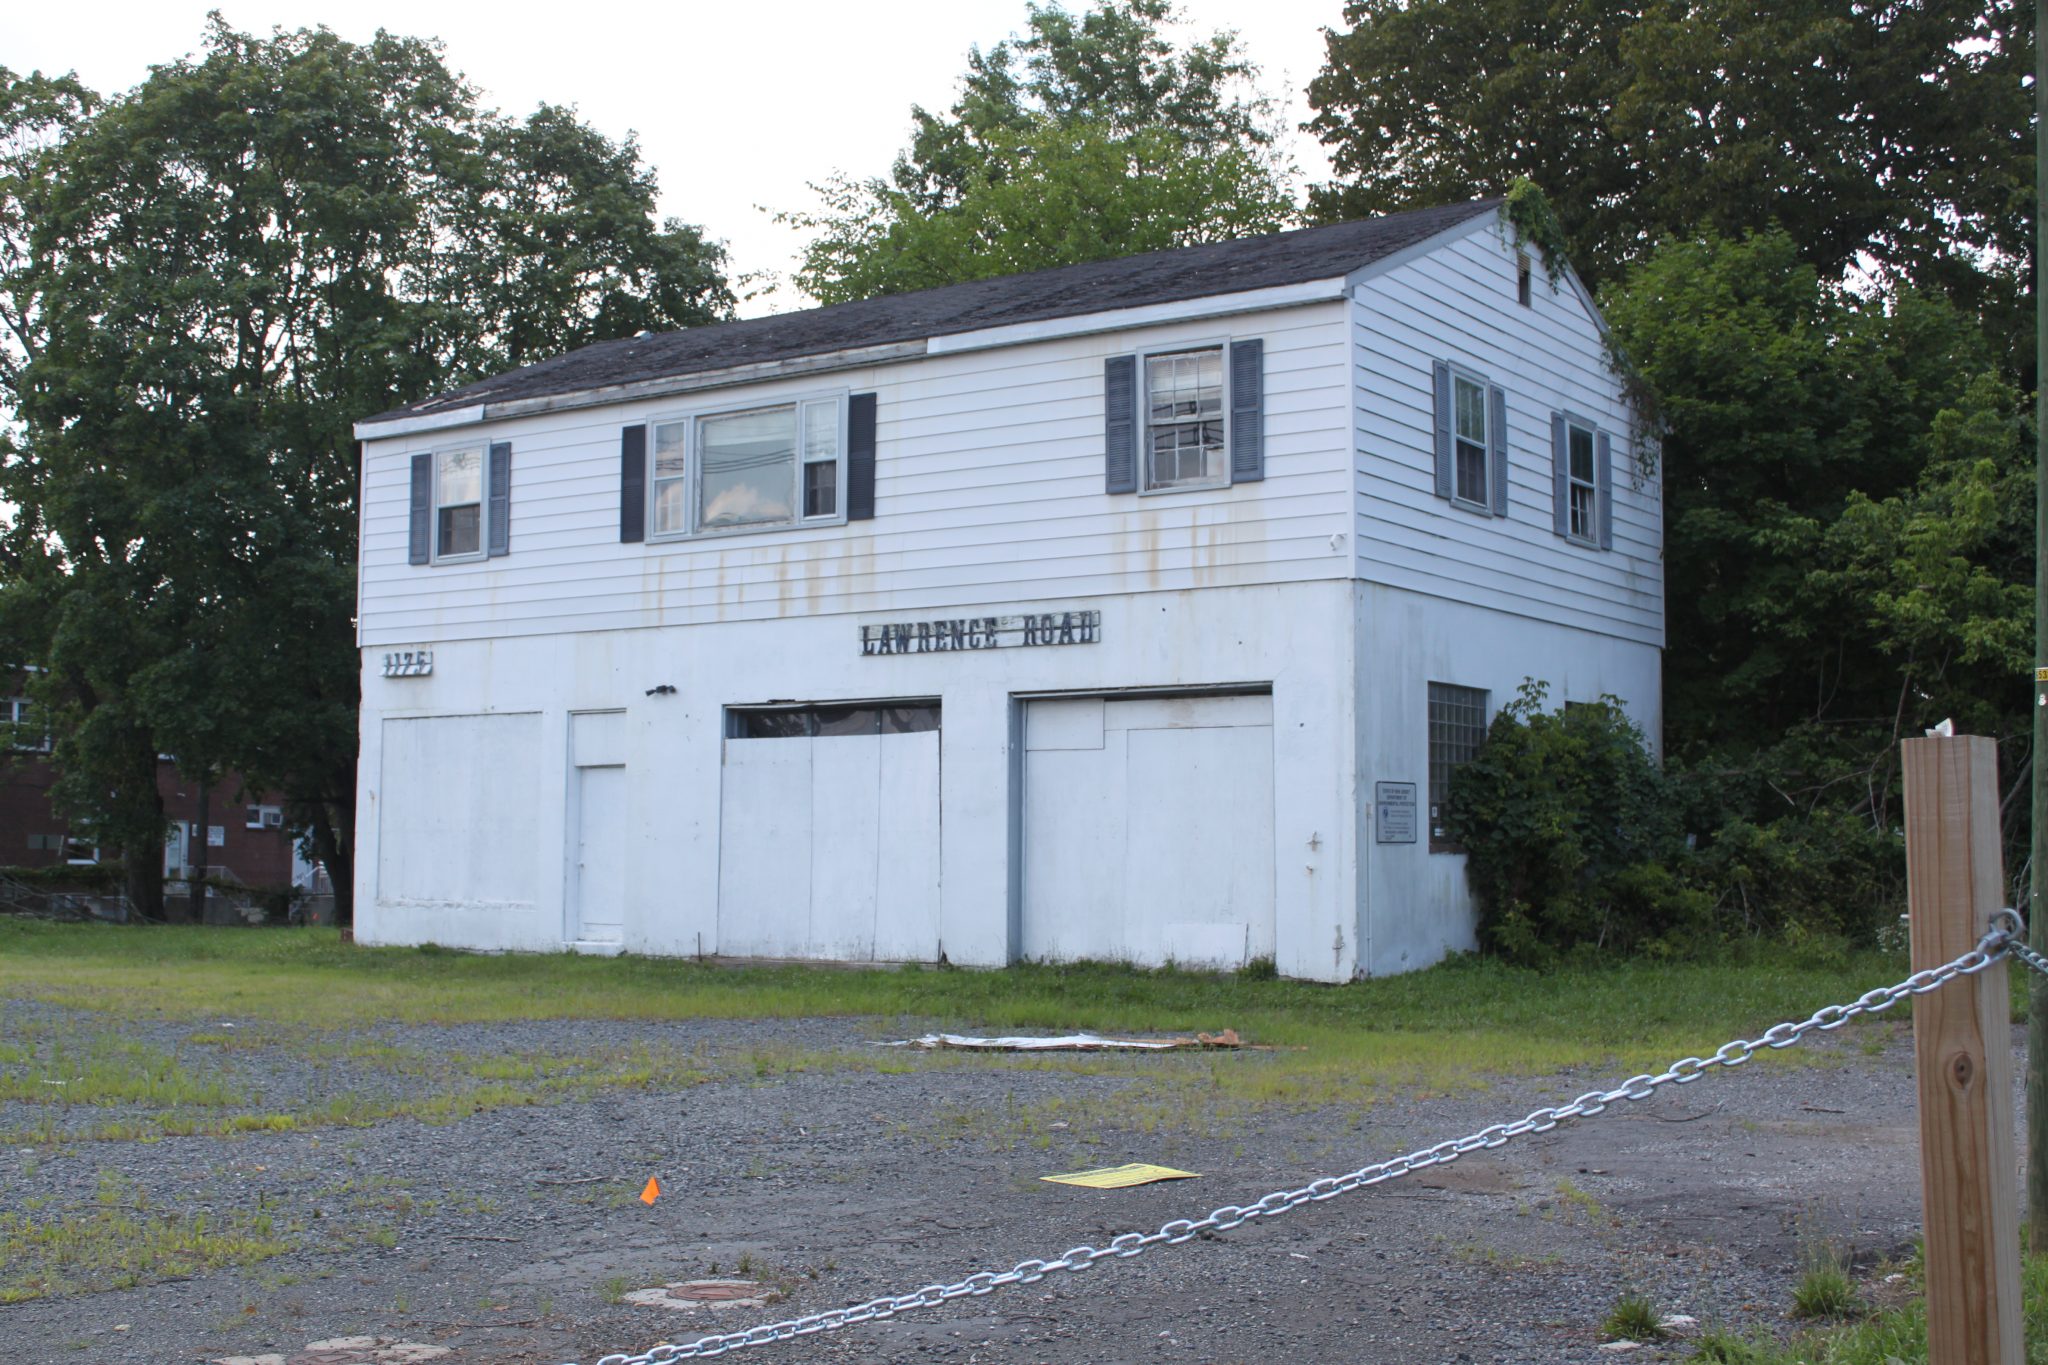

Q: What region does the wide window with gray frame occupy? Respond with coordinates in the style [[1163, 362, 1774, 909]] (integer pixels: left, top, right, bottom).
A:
[[650, 397, 844, 537], [1428, 682, 1489, 851]]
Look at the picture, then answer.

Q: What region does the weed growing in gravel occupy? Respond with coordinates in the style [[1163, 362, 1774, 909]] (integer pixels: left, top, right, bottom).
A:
[[0, 1171, 290, 1300], [598, 1275, 629, 1305], [0, 1033, 244, 1109], [1791, 1258, 1860, 1319], [1600, 1293, 1665, 1342]]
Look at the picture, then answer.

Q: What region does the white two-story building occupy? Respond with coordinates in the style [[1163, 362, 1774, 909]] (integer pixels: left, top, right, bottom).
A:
[[351, 199, 1662, 982]]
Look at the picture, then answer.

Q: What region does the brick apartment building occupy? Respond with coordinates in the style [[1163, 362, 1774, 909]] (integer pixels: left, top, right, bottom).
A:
[[3, 693, 301, 889]]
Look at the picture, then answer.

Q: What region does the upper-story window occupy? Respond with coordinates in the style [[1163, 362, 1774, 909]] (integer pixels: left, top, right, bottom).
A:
[[1430, 361, 1507, 518], [408, 442, 509, 567], [649, 395, 845, 538], [1550, 411, 1611, 550], [435, 447, 485, 560], [1451, 373, 1490, 508], [1565, 420, 1597, 541], [1144, 347, 1226, 491]]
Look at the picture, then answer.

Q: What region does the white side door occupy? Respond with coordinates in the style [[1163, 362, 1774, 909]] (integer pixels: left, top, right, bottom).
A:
[[570, 764, 626, 946]]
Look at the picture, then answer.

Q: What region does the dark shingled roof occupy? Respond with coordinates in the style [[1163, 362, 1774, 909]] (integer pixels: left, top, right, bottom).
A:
[[368, 198, 1500, 425]]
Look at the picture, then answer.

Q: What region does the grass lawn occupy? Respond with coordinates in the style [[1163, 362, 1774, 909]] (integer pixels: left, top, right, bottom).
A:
[[0, 919, 1966, 1078]]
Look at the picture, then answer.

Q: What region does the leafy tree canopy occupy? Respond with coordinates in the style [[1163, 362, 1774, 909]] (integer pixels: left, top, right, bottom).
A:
[[0, 18, 731, 919], [788, 0, 1295, 304], [1603, 230, 2031, 840], [1306, 1, 2030, 331]]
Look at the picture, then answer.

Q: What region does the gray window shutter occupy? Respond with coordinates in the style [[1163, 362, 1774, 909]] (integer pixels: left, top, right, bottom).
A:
[[1596, 430, 1614, 550], [847, 392, 877, 521], [1487, 384, 1509, 517], [619, 425, 646, 543], [1550, 414, 1569, 538], [1104, 355, 1137, 494], [487, 441, 512, 557], [407, 452, 431, 565], [1228, 338, 1264, 483], [1430, 361, 1453, 500]]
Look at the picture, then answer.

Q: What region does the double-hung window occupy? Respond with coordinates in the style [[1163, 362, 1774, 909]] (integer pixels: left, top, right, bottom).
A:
[[408, 442, 509, 566], [1144, 347, 1226, 491], [434, 447, 484, 560], [1430, 363, 1507, 517], [649, 395, 845, 538], [1549, 412, 1611, 549], [1565, 420, 1597, 541], [1451, 374, 1490, 508]]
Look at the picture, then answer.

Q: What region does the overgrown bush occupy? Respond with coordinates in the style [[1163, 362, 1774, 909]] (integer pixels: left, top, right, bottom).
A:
[[1445, 682, 1902, 964], [1688, 809, 1900, 947], [1446, 683, 1706, 964]]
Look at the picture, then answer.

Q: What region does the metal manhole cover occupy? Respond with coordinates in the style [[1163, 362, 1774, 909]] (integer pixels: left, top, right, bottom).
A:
[[622, 1279, 781, 1311]]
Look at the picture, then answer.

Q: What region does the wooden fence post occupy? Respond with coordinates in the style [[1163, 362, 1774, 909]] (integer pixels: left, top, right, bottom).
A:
[[1903, 735, 2022, 1365]]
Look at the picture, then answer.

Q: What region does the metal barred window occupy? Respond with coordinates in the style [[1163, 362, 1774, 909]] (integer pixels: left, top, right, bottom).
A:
[[1427, 682, 1489, 850]]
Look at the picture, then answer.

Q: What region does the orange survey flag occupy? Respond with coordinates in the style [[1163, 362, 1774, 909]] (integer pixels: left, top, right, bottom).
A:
[[640, 1177, 662, 1205]]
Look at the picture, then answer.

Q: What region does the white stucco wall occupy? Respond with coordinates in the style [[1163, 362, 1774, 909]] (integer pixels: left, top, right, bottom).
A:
[[1351, 581, 1663, 977], [356, 579, 1366, 981]]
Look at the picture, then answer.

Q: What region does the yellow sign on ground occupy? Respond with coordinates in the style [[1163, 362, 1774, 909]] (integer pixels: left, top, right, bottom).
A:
[[1040, 1163, 1201, 1189]]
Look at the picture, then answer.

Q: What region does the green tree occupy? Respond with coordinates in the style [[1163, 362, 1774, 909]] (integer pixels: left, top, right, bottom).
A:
[[789, 0, 1294, 303], [1306, 1, 2030, 327], [0, 21, 732, 922], [1603, 230, 2032, 845]]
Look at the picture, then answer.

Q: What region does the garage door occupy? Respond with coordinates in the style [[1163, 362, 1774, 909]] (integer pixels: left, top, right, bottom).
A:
[[1023, 693, 1274, 969], [717, 702, 940, 962]]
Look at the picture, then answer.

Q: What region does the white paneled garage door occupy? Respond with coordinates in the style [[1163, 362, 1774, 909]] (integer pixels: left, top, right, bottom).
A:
[[1023, 693, 1275, 969], [717, 702, 941, 962]]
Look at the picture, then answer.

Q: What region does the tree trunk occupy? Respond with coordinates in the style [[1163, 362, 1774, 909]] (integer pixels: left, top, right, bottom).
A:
[[127, 745, 167, 923], [312, 796, 354, 931], [192, 774, 211, 921]]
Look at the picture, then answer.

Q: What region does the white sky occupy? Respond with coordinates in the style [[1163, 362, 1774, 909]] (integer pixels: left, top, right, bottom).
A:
[[6, 0, 1348, 316]]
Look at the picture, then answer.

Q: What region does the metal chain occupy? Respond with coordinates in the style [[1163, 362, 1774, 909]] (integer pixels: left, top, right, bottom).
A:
[[575, 911, 2024, 1365], [1995, 908, 2048, 979]]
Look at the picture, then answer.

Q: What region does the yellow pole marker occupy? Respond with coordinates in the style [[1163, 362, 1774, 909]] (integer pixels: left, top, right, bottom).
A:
[[1040, 1163, 1199, 1189], [640, 1177, 662, 1205]]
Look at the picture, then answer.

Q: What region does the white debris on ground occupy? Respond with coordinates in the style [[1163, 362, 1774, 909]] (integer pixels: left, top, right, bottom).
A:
[[880, 1029, 1242, 1051], [621, 1279, 783, 1312], [213, 1337, 452, 1365]]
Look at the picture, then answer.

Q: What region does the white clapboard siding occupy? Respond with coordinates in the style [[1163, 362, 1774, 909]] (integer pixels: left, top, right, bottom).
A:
[[1350, 220, 1664, 646], [360, 302, 1353, 646]]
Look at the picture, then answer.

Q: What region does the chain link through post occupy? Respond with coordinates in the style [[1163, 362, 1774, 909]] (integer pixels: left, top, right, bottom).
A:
[[565, 913, 2024, 1365]]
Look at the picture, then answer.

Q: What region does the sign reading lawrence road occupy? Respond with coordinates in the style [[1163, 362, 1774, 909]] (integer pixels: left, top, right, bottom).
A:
[[861, 610, 1101, 656]]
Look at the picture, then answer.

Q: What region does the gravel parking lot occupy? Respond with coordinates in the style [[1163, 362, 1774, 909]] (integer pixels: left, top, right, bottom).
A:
[[3, 996, 2019, 1365]]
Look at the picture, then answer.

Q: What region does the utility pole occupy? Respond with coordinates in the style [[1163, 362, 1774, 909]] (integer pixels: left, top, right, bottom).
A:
[[2029, 0, 2047, 1256]]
